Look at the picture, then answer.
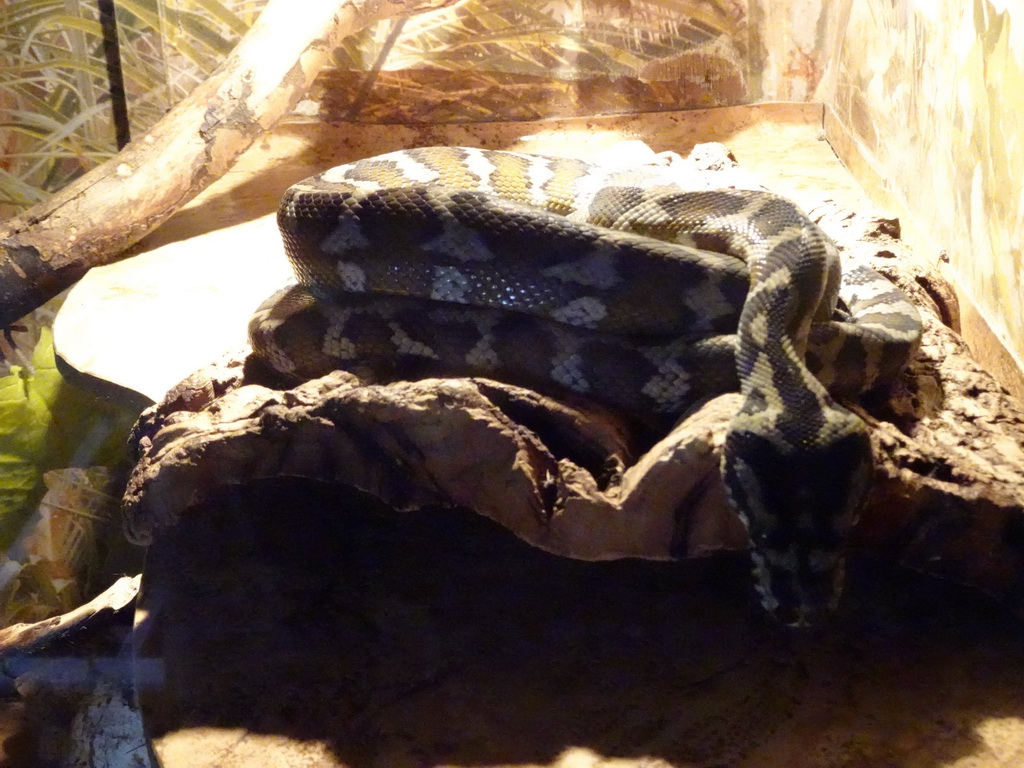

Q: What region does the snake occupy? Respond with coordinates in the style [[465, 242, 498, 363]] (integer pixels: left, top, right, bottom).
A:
[[248, 146, 922, 625]]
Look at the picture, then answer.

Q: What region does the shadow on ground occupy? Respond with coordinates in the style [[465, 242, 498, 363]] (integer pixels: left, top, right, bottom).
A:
[[138, 478, 1024, 768]]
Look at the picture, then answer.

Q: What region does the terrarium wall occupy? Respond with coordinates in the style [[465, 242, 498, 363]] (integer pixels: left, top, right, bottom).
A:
[[0, 1, 857, 216], [816, 0, 1024, 395], [312, 0, 855, 123]]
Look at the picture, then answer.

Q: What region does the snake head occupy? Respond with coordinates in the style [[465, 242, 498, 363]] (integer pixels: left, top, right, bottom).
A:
[[722, 408, 873, 627]]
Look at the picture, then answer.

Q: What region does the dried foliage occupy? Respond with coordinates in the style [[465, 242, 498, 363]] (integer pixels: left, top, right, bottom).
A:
[[0, 0, 263, 218]]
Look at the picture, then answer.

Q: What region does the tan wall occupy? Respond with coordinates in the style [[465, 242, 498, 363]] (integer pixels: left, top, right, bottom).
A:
[[811, 0, 1024, 394]]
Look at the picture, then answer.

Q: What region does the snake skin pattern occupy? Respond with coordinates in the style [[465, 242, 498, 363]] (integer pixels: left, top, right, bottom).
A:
[[249, 146, 922, 625]]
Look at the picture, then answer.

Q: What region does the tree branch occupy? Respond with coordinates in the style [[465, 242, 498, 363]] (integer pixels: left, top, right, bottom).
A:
[[0, 0, 460, 327]]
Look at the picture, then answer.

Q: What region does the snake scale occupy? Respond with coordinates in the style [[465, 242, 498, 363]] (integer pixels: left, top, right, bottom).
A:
[[249, 146, 922, 625]]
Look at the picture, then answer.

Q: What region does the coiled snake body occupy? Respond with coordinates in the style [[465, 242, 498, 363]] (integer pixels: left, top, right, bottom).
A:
[[250, 146, 922, 624]]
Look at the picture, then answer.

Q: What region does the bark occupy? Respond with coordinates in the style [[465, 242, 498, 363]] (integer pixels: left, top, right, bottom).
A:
[[119, 231, 1024, 613], [0, 576, 139, 663], [0, 0, 459, 328]]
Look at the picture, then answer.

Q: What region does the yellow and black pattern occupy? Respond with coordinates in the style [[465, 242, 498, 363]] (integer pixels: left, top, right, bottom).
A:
[[249, 146, 922, 625]]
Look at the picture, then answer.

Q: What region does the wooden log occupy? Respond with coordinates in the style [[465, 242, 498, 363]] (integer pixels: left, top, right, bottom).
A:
[[0, 0, 460, 328], [0, 576, 139, 663], [119, 245, 1024, 615], [113, 146, 1024, 616]]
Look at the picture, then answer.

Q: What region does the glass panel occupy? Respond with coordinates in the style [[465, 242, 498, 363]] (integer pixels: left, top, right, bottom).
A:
[[319, 0, 753, 123], [0, 0, 117, 218], [114, 0, 263, 135], [0, 0, 264, 219]]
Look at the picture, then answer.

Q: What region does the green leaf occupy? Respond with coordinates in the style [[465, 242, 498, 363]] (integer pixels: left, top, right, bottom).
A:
[[0, 327, 141, 552]]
